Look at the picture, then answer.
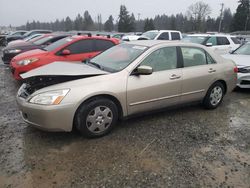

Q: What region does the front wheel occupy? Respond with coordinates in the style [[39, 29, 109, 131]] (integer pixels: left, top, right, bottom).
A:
[[74, 98, 118, 138], [203, 82, 225, 109]]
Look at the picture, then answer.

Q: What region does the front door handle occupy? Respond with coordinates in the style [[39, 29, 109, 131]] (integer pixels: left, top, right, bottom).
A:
[[208, 68, 216, 73], [170, 74, 181, 80]]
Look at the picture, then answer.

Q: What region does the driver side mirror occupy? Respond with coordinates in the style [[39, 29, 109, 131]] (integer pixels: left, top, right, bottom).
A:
[[206, 43, 213, 47], [134, 65, 153, 75], [61, 49, 71, 55]]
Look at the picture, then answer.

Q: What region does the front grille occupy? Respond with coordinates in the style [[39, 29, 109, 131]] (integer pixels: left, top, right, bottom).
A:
[[241, 80, 250, 85]]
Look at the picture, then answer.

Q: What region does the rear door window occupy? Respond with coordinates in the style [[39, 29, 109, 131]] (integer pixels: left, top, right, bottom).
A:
[[94, 39, 115, 51], [157, 32, 169, 40], [181, 47, 207, 67], [66, 39, 94, 54], [231, 37, 241, 44], [171, 32, 181, 40], [217, 37, 230, 45]]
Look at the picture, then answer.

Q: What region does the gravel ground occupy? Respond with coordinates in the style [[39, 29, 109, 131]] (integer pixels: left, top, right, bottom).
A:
[[0, 48, 249, 188]]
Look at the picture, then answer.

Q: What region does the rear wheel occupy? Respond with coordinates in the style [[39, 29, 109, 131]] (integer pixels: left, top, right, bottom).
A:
[[75, 98, 118, 138], [203, 82, 225, 109]]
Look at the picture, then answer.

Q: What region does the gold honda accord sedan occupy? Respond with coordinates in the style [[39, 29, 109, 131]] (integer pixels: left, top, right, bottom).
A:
[[17, 41, 237, 138]]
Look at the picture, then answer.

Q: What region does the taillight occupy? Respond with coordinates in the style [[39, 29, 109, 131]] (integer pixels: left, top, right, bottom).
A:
[[234, 67, 238, 73]]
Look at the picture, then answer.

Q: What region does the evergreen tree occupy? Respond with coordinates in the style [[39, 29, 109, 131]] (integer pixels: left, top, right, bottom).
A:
[[65, 16, 73, 31], [144, 18, 155, 31], [232, 0, 250, 31], [74, 14, 84, 31], [118, 5, 134, 32], [83, 11, 94, 30], [104, 15, 114, 31]]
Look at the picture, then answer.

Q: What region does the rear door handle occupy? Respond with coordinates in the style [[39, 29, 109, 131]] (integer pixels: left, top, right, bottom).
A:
[[170, 74, 181, 80], [208, 68, 216, 73]]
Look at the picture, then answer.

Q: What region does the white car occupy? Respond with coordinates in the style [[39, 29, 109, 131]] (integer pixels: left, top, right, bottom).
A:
[[122, 30, 182, 41], [223, 43, 250, 88], [138, 30, 182, 40], [183, 34, 241, 54]]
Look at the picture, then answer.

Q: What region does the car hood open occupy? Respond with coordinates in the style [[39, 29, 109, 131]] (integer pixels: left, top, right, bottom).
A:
[[222, 54, 250, 67], [20, 62, 109, 96], [21, 61, 108, 79]]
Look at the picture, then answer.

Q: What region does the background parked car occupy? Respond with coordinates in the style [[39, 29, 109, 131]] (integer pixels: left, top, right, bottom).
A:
[[10, 34, 120, 80], [5, 30, 52, 45], [222, 42, 250, 88], [121, 30, 182, 41], [182, 34, 241, 54], [137, 30, 182, 40], [2, 34, 70, 64], [17, 41, 237, 138], [4, 30, 28, 45], [7, 33, 44, 46]]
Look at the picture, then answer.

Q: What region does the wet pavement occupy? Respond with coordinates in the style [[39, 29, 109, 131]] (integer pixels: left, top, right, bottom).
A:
[[0, 49, 249, 187]]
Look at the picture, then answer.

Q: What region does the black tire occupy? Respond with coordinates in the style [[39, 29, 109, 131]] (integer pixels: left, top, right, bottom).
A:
[[203, 82, 225, 109], [74, 97, 118, 138]]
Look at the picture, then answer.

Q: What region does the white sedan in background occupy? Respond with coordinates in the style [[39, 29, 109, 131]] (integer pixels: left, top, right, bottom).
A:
[[223, 43, 250, 88]]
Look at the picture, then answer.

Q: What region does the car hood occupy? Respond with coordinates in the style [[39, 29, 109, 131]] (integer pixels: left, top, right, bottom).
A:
[[20, 62, 108, 95], [222, 54, 250, 67], [21, 61, 108, 79], [7, 40, 27, 47]]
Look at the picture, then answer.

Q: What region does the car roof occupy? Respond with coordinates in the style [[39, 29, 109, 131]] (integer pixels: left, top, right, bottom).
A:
[[70, 35, 119, 42], [188, 34, 237, 37], [127, 40, 201, 47]]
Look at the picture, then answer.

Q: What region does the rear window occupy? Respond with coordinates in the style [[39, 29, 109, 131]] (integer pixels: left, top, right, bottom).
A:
[[157, 32, 169, 40], [217, 37, 230, 45], [171, 32, 181, 40], [231, 37, 241, 44]]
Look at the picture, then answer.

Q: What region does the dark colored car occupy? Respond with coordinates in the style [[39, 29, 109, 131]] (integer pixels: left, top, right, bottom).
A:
[[3, 30, 27, 45], [6, 30, 52, 44], [2, 34, 69, 64]]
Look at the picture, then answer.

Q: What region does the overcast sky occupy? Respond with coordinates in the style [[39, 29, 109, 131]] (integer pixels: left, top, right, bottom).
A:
[[0, 0, 238, 26]]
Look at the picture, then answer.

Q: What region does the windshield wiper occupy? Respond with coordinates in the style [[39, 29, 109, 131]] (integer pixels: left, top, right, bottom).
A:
[[86, 61, 102, 69]]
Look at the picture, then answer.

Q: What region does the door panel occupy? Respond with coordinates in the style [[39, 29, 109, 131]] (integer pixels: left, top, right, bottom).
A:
[[126, 46, 182, 115], [127, 70, 182, 115], [180, 47, 217, 102]]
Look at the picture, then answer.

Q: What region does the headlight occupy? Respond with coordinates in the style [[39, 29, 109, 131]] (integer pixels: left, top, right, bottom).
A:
[[7, 49, 22, 53], [17, 58, 39, 66], [29, 89, 70, 105]]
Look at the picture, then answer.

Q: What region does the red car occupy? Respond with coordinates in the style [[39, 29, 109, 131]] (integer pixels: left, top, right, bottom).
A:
[[10, 35, 120, 80]]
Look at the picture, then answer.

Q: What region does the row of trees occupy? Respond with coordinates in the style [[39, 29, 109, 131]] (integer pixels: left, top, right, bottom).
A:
[[17, 1, 249, 33]]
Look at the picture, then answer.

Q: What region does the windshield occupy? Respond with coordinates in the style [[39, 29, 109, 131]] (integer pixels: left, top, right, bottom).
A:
[[24, 34, 42, 42], [23, 31, 33, 37], [33, 36, 53, 45], [44, 37, 73, 51], [88, 43, 148, 73], [182, 36, 208, 44], [142, 31, 159, 39], [233, 43, 250, 55]]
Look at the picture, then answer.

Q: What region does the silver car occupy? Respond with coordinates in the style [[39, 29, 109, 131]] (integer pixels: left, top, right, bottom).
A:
[[17, 41, 237, 138], [223, 42, 250, 88]]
